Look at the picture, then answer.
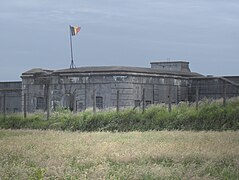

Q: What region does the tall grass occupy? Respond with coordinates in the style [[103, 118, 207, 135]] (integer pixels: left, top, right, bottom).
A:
[[0, 98, 239, 131], [0, 130, 238, 179]]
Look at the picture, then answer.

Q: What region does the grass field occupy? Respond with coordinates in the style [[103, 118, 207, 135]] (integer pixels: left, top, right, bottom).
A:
[[0, 130, 238, 179]]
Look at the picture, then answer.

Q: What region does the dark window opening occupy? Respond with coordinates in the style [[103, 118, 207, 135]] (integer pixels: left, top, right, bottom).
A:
[[36, 97, 44, 110], [77, 102, 84, 112], [96, 96, 103, 109], [145, 100, 152, 106], [61, 94, 74, 111]]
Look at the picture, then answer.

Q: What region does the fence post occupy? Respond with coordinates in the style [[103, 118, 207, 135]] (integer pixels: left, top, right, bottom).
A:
[[24, 93, 27, 118], [152, 84, 155, 104], [75, 100, 78, 113], [142, 88, 145, 113], [168, 85, 172, 112], [3, 93, 6, 119], [223, 81, 226, 107], [196, 86, 199, 110], [73, 93, 77, 114], [116, 90, 119, 112], [46, 84, 50, 120], [93, 89, 96, 114]]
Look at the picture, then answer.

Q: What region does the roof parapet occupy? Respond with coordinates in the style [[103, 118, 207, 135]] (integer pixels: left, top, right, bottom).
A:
[[150, 61, 191, 72]]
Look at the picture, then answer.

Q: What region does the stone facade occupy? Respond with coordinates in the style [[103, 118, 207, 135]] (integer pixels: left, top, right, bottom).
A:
[[188, 77, 239, 101], [21, 62, 202, 112], [0, 81, 22, 114], [1, 61, 239, 114], [150, 61, 190, 72]]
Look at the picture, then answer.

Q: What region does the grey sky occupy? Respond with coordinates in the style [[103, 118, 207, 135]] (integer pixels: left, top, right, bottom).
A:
[[0, 0, 238, 81]]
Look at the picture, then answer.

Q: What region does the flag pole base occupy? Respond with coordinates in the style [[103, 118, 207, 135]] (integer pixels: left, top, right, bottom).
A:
[[70, 60, 76, 69]]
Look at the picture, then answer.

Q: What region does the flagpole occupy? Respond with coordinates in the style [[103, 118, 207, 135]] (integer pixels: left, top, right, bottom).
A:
[[69, 25, 75, 69]]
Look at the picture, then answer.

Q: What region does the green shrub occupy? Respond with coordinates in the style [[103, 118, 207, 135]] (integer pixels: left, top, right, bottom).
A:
[[0, 98, 238, 131]]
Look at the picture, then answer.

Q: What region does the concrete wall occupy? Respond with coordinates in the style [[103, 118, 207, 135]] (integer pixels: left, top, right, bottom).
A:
[[0, 81, 22, 114], [223, 76, 239, 84], [21, 73, 239, 114], [188, 78, 239, 101], [22, 77, 50, 113], [150, 61, 190, 72], [22, 72, 190, 113], [21, 70, 239, 113]]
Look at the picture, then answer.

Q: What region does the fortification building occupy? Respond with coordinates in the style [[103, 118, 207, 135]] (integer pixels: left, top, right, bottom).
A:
[[19, 61, 239, 113], [1, 61, 239, 114]]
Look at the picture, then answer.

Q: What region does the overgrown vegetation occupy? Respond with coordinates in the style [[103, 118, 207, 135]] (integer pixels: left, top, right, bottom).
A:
[[0, 98, 239, 131], [0, 130, 238, 179]]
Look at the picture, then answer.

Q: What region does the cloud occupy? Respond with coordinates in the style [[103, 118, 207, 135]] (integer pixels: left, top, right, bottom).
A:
[[0, 0, 239, 80]]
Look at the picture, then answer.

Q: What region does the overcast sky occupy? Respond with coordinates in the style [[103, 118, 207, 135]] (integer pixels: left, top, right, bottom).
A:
[[0, 0, 238, 81]]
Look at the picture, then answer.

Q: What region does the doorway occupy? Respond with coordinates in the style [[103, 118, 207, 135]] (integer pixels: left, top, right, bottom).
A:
[[61, 94, 74, 111]]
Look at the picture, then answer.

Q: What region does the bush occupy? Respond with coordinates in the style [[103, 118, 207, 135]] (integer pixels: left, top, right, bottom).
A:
[[0, 98, 238, 131]]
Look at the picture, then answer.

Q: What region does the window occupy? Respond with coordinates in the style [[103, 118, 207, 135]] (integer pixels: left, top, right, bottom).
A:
[[36, 97, 44, 110], [113, 76, 128, 81], [96, 96, 103, 109], [77, 102, 84, 112]]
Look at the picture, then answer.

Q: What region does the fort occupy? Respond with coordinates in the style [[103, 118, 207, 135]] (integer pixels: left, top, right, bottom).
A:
[[0, 61, 239, 114]]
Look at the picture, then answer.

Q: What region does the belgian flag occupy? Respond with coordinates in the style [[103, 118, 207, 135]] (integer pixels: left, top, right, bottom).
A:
[[70, 26, 81, 36]]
